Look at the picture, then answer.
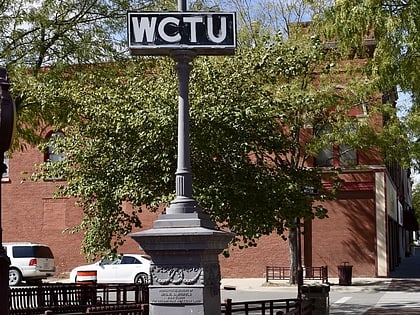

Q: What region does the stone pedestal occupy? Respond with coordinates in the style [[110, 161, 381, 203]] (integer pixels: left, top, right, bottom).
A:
[[302, 284, 330, 315], [131, 212, 233, 315]]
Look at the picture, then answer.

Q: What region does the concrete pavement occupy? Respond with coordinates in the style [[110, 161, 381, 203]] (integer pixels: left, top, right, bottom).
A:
[[363, 251, 420, 314], [221, 250, 420, 313]]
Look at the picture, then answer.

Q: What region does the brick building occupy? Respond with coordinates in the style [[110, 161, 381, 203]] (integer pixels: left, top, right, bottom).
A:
[[1, 122, 416, 279], [1, 37, 416, 280]]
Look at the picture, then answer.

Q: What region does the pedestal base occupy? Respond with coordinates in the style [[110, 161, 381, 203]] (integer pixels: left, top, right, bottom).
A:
[[131, 214, 233, 315]]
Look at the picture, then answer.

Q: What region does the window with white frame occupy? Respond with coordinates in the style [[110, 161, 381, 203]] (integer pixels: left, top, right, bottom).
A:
[[315, 124, 357, 167]]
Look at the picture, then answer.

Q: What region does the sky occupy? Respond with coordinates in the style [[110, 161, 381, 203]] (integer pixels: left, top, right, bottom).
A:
[[397, 91, 419, 187]]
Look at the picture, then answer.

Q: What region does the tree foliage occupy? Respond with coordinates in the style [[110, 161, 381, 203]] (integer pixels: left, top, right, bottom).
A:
[[2, 0, 175, 146], [413, 184, 420, 225], [27, 29, 400, 262], [2, 0, 412, 265], [318, 0, 420, 170], [27, 41, 334, 260]]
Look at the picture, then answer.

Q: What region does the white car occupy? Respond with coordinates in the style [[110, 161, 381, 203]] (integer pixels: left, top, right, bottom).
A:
[[69, 254, 151, 284], [4, 242, 56, 286]]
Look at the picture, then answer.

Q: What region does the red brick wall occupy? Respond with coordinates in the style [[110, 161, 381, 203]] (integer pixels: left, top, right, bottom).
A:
[[311, 171, 377, 277], [2, 146, 380, 278], [311, 197, 376, 277], [2, 148, 84, 273]]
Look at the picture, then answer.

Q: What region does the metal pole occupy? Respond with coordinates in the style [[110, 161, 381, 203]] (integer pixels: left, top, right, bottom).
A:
[[178, 0, 186, 11], [0, 157, 10, 315], [158, 0, 200, 214], [165, 0, 202, 214], [166, 50, 199, 214], [174, 51, 193, 200], [296, 217, 303, 315], [0, 66, 13, 315]]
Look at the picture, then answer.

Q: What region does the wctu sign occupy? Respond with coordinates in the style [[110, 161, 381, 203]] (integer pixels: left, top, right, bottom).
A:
[[128, 12, 236, 55]]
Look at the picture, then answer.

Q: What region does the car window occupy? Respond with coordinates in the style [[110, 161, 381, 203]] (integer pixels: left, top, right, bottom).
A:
[[121, 256, 140, 264], [12, 245, 54, 258], [100, 259, 114, 265], [33, 246, 54, 258], [111, 258, 122, 265], [12, 246, 34, 258]]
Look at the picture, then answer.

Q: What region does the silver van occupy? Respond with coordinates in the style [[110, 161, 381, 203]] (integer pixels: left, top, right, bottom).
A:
[[3, 242, 56, 286]]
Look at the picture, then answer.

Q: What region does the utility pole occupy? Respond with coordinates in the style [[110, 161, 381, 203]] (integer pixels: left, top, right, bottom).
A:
[[0, 67, 15, 315]]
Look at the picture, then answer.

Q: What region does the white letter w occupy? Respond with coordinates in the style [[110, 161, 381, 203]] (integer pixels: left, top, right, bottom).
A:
[[132, 17, 157, 43]]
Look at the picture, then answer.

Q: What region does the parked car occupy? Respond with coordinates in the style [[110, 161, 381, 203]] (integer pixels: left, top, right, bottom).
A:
[[69, 254, 151, 284], [3, 242, 56, 286]]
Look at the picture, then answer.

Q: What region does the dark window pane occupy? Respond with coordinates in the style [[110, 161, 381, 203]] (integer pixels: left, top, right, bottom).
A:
[[339, 145, 357, 166], [33, 246, 54, 258], [316, 148, 334, 166], [12, 246, 34, 258], [121, 256, 141, 264]]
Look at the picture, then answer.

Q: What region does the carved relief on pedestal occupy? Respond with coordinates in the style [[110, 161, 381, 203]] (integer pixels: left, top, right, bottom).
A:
[[151, 265, 204, 285]]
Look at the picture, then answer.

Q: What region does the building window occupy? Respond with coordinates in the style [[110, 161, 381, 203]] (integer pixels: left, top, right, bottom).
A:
[[315, 124, 357, 167], [338, 144, 357, 166], [44, 131, 65, 162], [316, 147, 334, 166], [1, 152, 9, 182]]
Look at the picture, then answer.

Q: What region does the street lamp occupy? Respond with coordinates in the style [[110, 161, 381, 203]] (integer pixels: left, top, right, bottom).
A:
[[0, 66, 16, 315]]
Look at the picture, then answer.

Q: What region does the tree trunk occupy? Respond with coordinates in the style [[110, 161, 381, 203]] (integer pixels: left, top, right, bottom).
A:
[[289, 226, 297, 285]]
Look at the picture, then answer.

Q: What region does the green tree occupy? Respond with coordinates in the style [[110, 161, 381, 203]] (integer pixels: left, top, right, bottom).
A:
[[318, 0, 420, 170], [4, 0, 411, 286], [27, 28, 400, 285], [1, 0, 175, 146], [27, 46, 333, 261], [413, 184, 420, 224]]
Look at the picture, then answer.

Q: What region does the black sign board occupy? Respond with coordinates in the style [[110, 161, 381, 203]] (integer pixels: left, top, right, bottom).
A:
[[128, 12, 236, 55], [301, 186, 318, 196]]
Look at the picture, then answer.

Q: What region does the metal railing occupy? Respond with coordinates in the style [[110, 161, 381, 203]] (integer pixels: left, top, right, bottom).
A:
[[85, 304, 148, 314], [11, 282, 310, 315], [265, 266, 328, 283], [9, 283, 148, 315], [221, 298, 313, 315]]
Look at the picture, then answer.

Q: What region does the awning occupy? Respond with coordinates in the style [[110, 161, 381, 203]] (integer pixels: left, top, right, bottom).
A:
[[403, 211, 419, 231]]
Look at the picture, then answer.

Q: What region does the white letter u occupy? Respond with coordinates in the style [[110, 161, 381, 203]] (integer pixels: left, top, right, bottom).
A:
[[207, 16, 227, 43]]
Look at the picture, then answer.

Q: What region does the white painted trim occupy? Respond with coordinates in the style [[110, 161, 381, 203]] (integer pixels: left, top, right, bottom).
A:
[[375, 171, 388, 277]]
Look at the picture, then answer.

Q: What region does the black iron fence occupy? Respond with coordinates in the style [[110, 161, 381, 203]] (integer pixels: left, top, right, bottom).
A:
[[265, 266, 328, 283], [10, 282, 312, 315], [43, 304, 147, 315], [9, 283, 148, 315], [221, 298, 313, 315], [85, 304, 148, 315]]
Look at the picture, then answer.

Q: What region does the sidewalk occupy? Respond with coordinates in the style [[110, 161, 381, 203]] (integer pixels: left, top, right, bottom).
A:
[[363, 252, 420, 314], [221, 276, 392, 293], [221, 252, 420, 313], [390, 249, 420, 278], [222, 250, 420, 290]]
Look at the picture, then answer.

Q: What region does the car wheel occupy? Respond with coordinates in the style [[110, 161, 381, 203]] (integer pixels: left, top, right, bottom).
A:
[[134, 273, 149, 285], [9, 268, 22, 286]]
